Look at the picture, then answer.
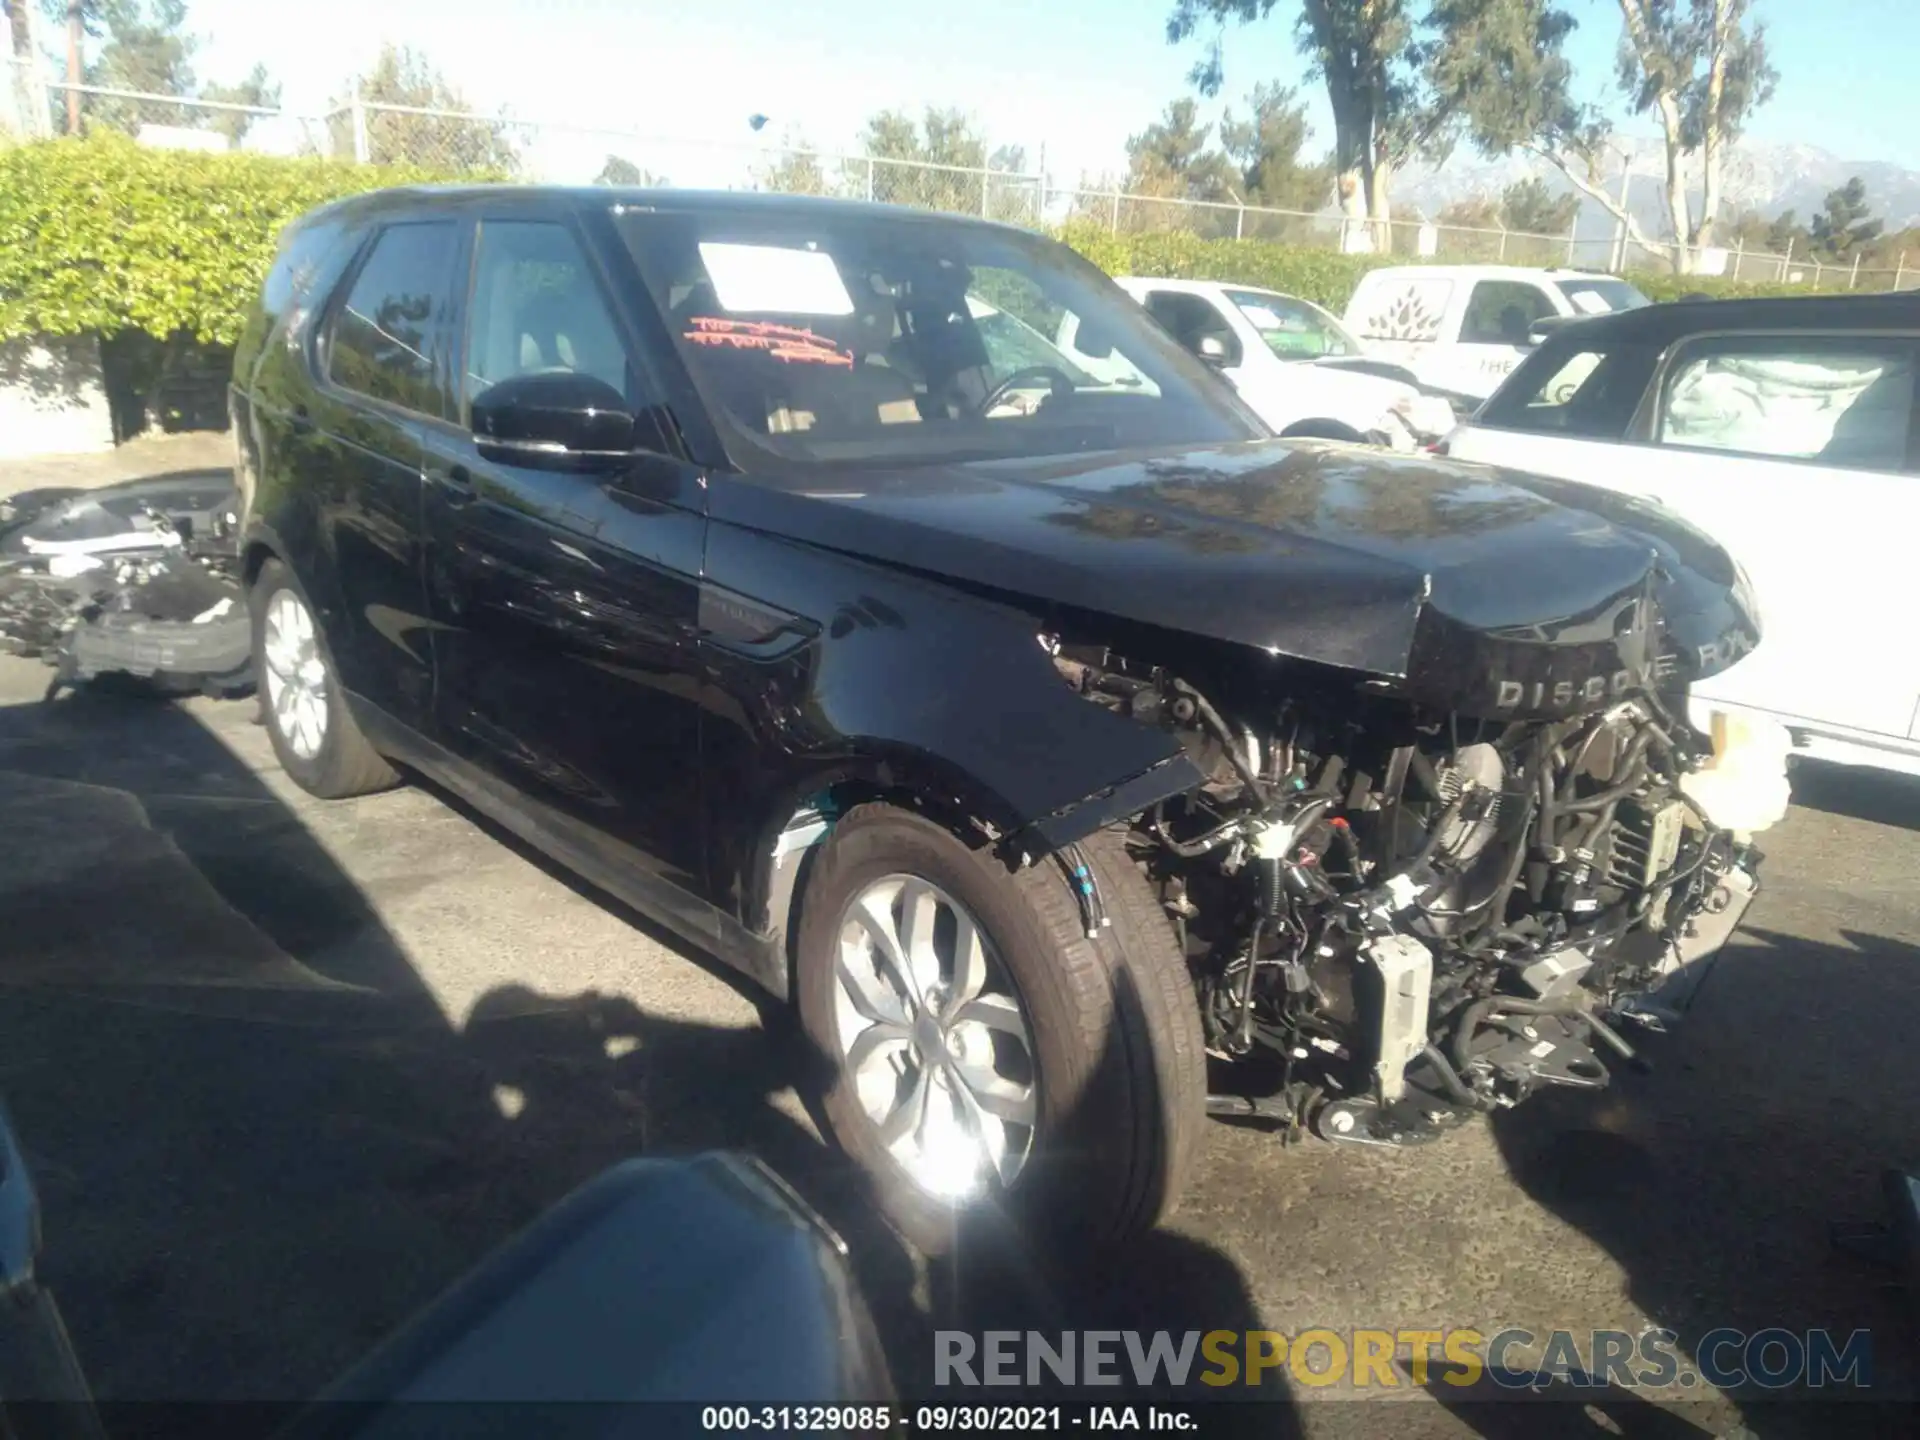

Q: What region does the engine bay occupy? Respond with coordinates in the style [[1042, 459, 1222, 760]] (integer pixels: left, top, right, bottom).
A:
[[1042, 631, 1768, 1147]]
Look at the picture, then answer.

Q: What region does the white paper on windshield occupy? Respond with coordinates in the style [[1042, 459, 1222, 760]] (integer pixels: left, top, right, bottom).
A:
[[1567, 290, 1613, 316], [698, 243, 854, 315], [1239, 304, 1285, 331]]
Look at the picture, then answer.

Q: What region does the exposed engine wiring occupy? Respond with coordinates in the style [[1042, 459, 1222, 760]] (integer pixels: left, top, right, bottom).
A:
[[1047, 641, 1755, 1140]]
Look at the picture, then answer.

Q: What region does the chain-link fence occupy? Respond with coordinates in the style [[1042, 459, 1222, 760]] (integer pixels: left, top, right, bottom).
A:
[[6, 74, 1916, 292], [4, 79, 330, 156], [1617, 232, 1915, 292]]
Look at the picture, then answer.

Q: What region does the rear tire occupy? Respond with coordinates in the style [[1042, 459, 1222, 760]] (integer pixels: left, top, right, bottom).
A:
[[793, 803, 1205, 1255], [250, 558, 399, 800]]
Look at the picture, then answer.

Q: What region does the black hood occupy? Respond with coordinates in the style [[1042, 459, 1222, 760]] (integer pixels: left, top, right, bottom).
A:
[[708, 438, 1759, 718]]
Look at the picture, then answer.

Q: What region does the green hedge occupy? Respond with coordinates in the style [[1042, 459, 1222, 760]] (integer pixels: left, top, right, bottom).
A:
[[0, 133, 462, 347], [1630, 273, 1809, 302], [1055, 222, 1877, 310], [1055, 221, 1392, 312]]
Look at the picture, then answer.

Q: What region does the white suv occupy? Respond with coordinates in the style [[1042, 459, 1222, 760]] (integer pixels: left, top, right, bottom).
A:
[[1444, 292, 1920, 780], [1109, 276, 1458, 448], [1343, 265, 1651, 404]]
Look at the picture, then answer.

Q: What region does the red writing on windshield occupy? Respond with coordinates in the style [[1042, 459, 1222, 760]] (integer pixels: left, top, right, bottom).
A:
[[683, 317, 854, 368]]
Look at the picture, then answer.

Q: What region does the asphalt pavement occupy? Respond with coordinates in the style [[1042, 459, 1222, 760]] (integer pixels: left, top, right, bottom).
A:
[[3, 650, 1918, 1438]]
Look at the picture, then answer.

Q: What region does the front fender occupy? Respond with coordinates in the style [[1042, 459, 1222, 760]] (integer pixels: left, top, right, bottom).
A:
[[697, 517, 1205, 936]]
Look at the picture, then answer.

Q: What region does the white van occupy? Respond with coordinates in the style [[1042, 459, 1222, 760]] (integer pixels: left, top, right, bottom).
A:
[[1342, 265, 1651, 405]]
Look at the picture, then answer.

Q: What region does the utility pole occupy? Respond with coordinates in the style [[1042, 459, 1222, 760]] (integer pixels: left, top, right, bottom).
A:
[[1609, 148, 1633, 272]]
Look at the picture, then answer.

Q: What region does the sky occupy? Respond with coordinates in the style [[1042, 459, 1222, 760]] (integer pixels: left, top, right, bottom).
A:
[[116, 0, 1920, 184]]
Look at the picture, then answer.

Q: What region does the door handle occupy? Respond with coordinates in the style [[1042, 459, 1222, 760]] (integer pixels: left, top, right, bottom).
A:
[[426, 463, 476, 505]]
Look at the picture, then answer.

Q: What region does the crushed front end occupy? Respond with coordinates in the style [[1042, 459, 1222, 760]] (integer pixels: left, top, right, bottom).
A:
[[1043, 563, 1776, 1148]]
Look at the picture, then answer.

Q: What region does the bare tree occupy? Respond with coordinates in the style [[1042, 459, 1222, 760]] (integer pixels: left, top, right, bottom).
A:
[[1627, 0, 1775, 256]]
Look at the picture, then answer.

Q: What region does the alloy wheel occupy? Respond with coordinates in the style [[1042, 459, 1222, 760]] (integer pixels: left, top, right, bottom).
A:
[[832, 873, 1038, 1200], [262, 588, 329, 762]]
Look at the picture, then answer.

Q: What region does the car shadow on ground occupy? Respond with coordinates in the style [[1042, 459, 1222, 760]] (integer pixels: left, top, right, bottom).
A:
[[0, 688, 1296, 1432], [1437, 922, 1920, 1440], [1783, 759, 1920, 831]]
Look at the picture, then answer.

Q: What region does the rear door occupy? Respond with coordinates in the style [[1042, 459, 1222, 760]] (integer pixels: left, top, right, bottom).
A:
[[306, 217, 463, 732], [1638, 331, 1920, 740]]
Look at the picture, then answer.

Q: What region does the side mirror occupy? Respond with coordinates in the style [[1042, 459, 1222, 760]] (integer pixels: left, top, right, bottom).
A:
[[471, 372, 637, 473], [1069, 318, 1120, 361], [1195, 334, 1233, 368]]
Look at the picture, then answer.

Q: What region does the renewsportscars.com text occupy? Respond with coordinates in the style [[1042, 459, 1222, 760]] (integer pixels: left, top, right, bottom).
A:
[[934, 1328, 1874, 1392]]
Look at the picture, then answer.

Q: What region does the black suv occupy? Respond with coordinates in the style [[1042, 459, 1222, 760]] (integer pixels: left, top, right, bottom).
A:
[[231, 187, 1766, 1248]]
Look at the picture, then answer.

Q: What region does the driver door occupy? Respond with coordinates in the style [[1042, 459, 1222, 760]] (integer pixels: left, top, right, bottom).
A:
[[1448, 279, 1559, 399], [420, 206, 717, 934]]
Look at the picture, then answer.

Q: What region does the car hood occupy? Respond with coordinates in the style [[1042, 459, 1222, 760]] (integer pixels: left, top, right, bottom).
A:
[[710, 437, 1757, 707]]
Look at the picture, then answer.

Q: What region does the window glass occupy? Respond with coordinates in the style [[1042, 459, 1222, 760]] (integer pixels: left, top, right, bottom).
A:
[[1224, 289, 1356, 359], [616, 210, 1253, 465], [1554, 278, 1651, 317], [465, 220, 633, 411], [326, 222, 457, 418], [1478, 343, 1659, 439], [1052, 312, 1156, 392], [1661, 338, 1917, 470], [970, 301, 1096, 386], [1460, 281, 1558, 346], [1143, 291, 1243, 366], [263, 221, 344, 318]]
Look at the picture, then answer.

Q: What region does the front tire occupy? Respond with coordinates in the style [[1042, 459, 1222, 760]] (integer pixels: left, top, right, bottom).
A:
[[250, 558, 399, 800], [794, 804, 1205, 1254], [1280, 419, 1366, 443]]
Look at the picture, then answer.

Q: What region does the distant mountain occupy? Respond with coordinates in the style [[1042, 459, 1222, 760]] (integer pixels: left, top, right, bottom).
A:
[[1393, 138, 1920, 257]]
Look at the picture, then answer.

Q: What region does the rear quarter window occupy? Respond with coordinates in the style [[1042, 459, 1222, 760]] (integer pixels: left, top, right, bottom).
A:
[[1658, 335, 1920, 471], [233, 217, 353, 391]]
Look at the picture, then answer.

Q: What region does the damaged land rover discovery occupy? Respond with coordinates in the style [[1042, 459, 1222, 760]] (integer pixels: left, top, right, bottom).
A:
[[230, 187, 1785, 1252]]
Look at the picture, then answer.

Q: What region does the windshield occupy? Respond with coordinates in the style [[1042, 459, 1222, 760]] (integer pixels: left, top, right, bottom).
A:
[[615, 206, 1258, 465], [1553, 278, 1651, 317], [1223, 288, 1360, 359]]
